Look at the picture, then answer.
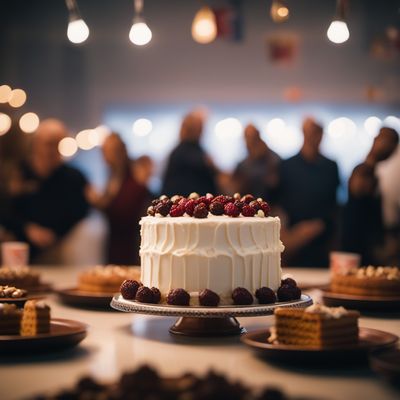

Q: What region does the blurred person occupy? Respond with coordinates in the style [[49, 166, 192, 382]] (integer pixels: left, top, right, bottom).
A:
[[342, 164, 384, 265], [233, 123, 281, 201], [161, 111, 217, 196], [277, 117, 340, 267], [2, 119, 89, 260], [87, 133, 149, 265]]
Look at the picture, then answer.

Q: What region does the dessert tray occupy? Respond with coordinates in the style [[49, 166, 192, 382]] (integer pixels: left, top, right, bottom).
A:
[[56, 288, 115, 309], [241, 327, 399, 364], [0, 318, 87, 355], [110, 294, 313, 336], [321, 290, 400, 312]]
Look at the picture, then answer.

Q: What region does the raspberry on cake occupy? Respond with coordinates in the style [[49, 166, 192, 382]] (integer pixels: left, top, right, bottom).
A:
[[20, 300, 51, 336], [0, 303, 22, 335], [78, 265, 141, 294], [140, 193, 284, 305], [331, 266, 400, 297], [271, 304, 360, 347]]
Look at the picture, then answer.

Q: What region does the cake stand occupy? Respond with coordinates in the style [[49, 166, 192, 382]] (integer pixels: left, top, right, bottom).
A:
[[110, 294, 313, 337]]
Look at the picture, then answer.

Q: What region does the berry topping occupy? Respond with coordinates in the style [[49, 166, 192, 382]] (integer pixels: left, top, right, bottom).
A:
[[178, 197, 188, 207], [241, 194, 255, 203], [155, 200, 172, 216], [196, 196, 212, 207], [209, 201, 224, 216], [232, 287, 253, 305], [151, 287, 161, 304], [277, 284, 301, 302], [170, 204, 185, 217], [120, 280, 141, 300], [151, 199, 161, 207], [212, 195, 227, 204], [199, 289, 220, 307], [249, 200, 261, 211], [206, 193, 214, 200], [241, 204, 256, 217], [281, 277, 297, 287], [159, 195, 169, 201], [147, 206, 155, 216], [184, 199, 196, 216], [135, 286, 155, 303], [259, 201, 271, 216], [193, 203, 209, 219], [171, 195, 183, 204], [234, 200, 245, 210], [256, 209, 265, 218], [255, 287, 276, 304], [166, 288, 190, 306], [224, 202, 240, 217]]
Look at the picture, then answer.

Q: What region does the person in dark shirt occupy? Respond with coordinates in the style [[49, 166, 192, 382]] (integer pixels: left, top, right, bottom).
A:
[[161, 111, 217, 197], [86, 133, 149, 265], [233, 123, 281, 201], [342, 163, 384, 265], [3, 119, 89, 260], [277, 117, 339, 267]]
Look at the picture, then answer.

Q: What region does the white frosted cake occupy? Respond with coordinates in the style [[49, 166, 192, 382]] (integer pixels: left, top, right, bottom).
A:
[[140, 211, 284, 304]]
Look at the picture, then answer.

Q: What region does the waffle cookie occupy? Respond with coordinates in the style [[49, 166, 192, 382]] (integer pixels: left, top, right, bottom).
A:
[[20, 300, 50, 336], [0, 303, 23, 335], [78, 265, 141, 293], [273, 304, 359, 348], [331, 266, 400, 297]]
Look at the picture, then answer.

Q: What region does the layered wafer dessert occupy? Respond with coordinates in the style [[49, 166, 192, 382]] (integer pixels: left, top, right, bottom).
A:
[[270, 304, 360, 348], [78, 265, 141, 293], [0, 303, 22, 335], [20, 299, 50, 336], [0, 267, 40, 289], [331, 266, 400, 297], [0, 285, 27, 298]]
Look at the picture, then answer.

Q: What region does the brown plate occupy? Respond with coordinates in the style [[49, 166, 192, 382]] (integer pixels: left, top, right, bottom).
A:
[[0, 297, 29, 307], [322, 290, 400, 311], [22, 282, 53, 294], [0, 318, 87, 355], [241, 327, 398, 364], [56, 287, 115, 309], [370, 348, 400, 387]]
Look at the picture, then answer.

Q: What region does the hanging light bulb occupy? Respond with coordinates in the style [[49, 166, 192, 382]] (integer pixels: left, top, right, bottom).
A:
[[270, 0, 290, 23], [192, 5, 217, 44], [65, 0, 90, 44], [327, 0, 350, 44], [129, 0, 152, 46]]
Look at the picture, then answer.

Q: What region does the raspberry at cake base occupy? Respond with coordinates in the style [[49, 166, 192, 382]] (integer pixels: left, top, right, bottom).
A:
[[140, 215, 284, 305]]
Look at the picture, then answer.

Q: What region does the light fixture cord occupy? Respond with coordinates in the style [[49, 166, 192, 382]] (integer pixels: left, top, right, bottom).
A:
[[134, 0, 144, 15], [336, 0, 348, 20], [65, 0, 81, 19]]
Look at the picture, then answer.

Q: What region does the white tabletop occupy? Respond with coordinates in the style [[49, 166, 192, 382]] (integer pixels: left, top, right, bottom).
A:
[[0, 266, 399, 400]]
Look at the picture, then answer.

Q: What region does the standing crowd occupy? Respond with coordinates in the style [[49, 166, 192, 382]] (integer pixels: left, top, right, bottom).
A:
[[0, 111, 399, 267]]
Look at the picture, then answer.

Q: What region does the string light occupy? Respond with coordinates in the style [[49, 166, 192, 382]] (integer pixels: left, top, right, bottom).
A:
[[0, 113, 12, 136], [270, 0, 290, 23], [19, 112, 40, 133], [76, 129, 95, 150], [191, 5, 217, 44], [129, 0, 152, 46], [8, 89, 27, 108], [327, 0, 350, 44], [65, 0, 90, 44], [58, 137, 78, 157], [0, 85, 12, 103]]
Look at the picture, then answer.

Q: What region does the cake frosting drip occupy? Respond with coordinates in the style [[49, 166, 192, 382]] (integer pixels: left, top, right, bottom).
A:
[[140, 215, 284, 298]]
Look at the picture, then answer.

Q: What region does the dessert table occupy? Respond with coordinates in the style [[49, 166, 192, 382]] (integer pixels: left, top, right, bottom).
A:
[[0, 266, 399, 400]]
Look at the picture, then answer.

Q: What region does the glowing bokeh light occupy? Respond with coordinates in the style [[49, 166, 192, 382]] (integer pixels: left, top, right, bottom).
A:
[[76, 129, 95, 150], [215, 118, 242, 140], [58, 137, 78, 157], [327, 20, 350, 44], [363, 116, 381, 138], [191, 6, 217, 44], [8, 89, 27, 108], [0, 85, 12, 103], [129, 22, 152, 46], [67, 19, 90, 44], [328, 117, 356, 139], [133, 118, 153, 136], [0, 113, 12, 136], [19, 112, 40, 133]]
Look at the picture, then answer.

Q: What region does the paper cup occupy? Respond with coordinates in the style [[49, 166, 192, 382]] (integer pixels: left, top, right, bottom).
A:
[[330, 251, 361, 276], [1, 242, 29, 268]]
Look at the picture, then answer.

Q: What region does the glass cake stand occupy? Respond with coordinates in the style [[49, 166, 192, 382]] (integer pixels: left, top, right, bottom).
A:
[[110, 294, 313, 337]]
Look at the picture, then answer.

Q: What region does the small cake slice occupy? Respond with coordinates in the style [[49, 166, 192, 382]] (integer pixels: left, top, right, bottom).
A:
[[0, 303, 23, 335], [20, 300, 51, 336], [273, 304, 359, 347]]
